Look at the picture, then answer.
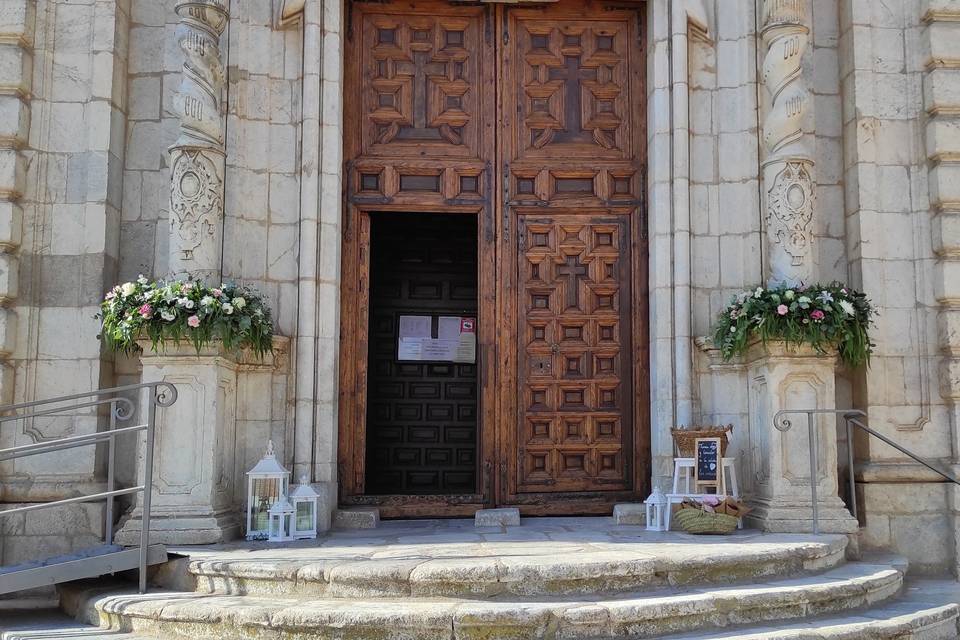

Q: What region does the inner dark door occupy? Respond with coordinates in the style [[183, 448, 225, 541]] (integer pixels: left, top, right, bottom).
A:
[[365, 214, 479, 495]]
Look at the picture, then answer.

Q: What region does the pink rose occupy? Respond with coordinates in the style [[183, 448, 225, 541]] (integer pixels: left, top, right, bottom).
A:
[[138, 304, 153, 318], [105, 292, 115, 301], [811, 310, 825, 322], [212, 289, 222, 298], [187, 315, 201, 328], [777, 304, 789, 316]]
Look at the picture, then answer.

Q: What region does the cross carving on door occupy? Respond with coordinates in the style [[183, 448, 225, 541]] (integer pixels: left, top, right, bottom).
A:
[[556, 254, 589, 310], [395, 50, 448, 137], [548, 55, 598, 143]]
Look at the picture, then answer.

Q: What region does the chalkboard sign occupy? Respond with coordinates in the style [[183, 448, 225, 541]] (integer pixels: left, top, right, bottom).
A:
[[694, 437, 724, 492]]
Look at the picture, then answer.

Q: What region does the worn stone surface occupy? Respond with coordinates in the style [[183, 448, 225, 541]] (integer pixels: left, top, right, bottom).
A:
[[332, 508, 379, 530], [171, 519, 848, 599], [59, 561, 922, 640], [474, 508, 520, 528], [612, 503, 646, 526]]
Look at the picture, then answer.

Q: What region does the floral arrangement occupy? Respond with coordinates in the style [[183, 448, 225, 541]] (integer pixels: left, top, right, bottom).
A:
[[712, 282, 875, 368], [98, 276, 274, 357]]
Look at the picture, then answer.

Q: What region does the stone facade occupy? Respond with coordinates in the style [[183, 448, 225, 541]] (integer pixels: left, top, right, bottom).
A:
[[0, 0, 959, 575]]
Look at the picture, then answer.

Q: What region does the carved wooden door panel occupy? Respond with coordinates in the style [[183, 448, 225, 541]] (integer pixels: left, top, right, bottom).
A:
[[500, 1, 647, 510], [339, 1, 496, 517], [516, 216, 632, 493]]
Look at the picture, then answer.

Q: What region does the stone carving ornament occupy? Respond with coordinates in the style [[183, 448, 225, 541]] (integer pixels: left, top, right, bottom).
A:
[[760, 0, 815, 287], [170, 150, 224, 261], [767, 161, 814, 269], [169, 0, 229, 281]]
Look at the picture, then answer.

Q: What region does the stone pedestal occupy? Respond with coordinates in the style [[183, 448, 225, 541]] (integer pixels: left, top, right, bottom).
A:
[[745, 342, 858, 534], [115, 342, 240, 545]]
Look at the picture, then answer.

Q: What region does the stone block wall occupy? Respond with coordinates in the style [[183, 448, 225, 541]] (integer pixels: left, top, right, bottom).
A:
[[2, 0, 129, 504]]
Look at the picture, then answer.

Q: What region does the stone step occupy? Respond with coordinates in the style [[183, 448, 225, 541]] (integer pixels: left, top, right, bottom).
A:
[[0, 609, 155, 640], [63, 561, 906, 640], [176, 529, 848, 599], [661, 579, 960, 639]]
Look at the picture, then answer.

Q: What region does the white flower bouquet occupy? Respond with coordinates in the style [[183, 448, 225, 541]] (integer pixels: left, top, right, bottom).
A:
[[712, 282, 875, 368], [98, 276, 274, 357]]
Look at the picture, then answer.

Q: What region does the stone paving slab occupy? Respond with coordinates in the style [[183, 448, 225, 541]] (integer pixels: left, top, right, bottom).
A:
[[170, 518, 849, 599], [64, 561, 906, 640]]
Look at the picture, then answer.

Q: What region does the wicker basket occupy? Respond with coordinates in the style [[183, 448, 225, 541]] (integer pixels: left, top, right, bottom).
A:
[[670, 425, 733, 457], [674, 507, 740, 535]]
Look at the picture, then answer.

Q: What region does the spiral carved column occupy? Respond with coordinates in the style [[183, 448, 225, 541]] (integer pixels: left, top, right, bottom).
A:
[[169, 0, 229, 282], [761, 0, 815, 287]]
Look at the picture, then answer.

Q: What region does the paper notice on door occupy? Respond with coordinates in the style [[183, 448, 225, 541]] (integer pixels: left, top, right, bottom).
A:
[[397, 337, 424, 361], [399, 315, 432, 339], [397, 317, 477, 363], [437, 316, 463, 340], [453, 317, 476, 364]]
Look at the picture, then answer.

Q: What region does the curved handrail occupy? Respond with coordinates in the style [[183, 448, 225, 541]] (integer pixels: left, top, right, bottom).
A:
[[772, 408, 959, 535]]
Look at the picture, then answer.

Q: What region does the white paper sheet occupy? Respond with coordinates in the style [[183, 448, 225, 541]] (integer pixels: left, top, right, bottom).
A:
[[399, 315, 432, 339]]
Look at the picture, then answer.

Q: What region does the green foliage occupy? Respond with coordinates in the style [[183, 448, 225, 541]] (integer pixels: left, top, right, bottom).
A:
[[712, 282, 876, 369], [98, 276, 274, 358]]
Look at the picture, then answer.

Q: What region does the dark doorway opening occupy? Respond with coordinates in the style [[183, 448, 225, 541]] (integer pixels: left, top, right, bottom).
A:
[[365, 213, 479, 495]]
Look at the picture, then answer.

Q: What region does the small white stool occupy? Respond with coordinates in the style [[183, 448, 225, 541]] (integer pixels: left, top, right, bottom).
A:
[[666, 457, 741, 531], [671, 457, 739, 498]]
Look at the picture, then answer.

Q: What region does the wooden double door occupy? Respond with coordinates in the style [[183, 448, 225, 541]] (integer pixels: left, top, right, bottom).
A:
[[339, 0, 648, 516]]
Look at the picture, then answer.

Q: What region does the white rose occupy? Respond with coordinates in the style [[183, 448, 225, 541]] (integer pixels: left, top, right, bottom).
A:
[[121, 282, 136, 297], [233, 296, 246, 310], [222, 303, 234, 315], [201, 296, 214, 307]]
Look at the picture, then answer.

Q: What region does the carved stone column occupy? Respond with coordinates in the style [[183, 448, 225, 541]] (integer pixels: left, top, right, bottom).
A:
[[760, 0, 815, 288], [168, 0, 229, 282]]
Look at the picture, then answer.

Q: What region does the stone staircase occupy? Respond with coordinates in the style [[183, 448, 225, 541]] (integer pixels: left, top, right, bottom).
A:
[[45, 519, 960, 639]]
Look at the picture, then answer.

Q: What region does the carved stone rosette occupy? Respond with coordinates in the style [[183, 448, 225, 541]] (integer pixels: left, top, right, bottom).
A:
[[169, 0, 229, 282], [760, 0, 815, 287]]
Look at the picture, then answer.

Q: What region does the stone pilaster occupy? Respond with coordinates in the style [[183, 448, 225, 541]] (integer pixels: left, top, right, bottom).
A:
[[168, 0, 229, 283], [116, 343, 241, 545], [760, 0, 815, 288], [922, 0, 960, 575], [745, 342, 858, 534], [0, 0, 30, 406]]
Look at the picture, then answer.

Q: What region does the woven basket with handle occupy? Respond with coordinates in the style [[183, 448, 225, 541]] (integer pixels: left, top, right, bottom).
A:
[[674, 507, 739, 535], [670, 425, 733, 457]]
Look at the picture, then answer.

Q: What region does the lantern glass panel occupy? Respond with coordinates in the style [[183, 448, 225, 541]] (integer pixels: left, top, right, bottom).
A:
[[296, 502, 313, 530], [251, 478, 281, 533]]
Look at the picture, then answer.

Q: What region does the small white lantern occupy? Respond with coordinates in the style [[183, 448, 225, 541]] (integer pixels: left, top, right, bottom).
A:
[[267, 497, 296, 542], [246, 440, 291, 540], [290, 476, 320, 540], [645, 486, 668, 532]]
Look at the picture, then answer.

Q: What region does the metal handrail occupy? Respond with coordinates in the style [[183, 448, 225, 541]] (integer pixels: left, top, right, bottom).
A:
[[0, 382, 177, 593], [773, 408, 960, 535]]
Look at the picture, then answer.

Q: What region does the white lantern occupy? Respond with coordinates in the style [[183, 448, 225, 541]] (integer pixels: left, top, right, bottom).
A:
[[246, 441, 291, 540], [290, 476, 320, 540], [267, 497, 295, 542], [645, 486, 668, 532]]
